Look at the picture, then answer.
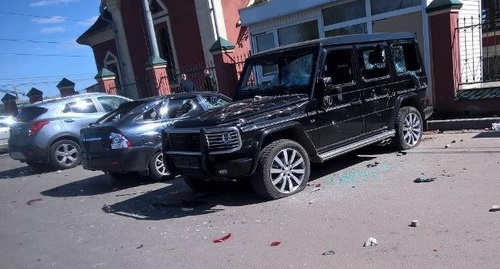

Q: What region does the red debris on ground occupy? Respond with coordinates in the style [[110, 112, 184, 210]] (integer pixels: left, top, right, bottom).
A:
[[316, 183, 322, 188], [26, 198, 43, 205], [270, 241, 281, 247], [213, 233, 231, 243]]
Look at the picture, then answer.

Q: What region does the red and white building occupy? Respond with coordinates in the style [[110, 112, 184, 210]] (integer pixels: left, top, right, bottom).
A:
[[77, 0, 253, 99]]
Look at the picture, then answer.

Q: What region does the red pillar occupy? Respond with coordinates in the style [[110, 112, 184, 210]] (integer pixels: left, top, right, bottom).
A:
[[95, 68, 117, 95], [426, 0, 463, 112], [210, 37, 238, 98], [145, 56, 171, 97]]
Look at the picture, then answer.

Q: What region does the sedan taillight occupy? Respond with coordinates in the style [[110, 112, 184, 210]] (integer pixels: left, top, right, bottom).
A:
[[29, 120, 50, 136], [109, 132, 132, 149]]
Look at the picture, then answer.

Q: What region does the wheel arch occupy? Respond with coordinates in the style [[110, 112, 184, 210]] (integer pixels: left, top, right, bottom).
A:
[[248, 121, 317, 175], [389, 93, 424, 129]]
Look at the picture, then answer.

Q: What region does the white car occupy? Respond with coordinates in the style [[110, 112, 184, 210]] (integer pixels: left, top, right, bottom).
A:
[[0, 116, 15, 152]]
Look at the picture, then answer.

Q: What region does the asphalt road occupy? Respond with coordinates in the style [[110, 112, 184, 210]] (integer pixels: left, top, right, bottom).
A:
[[1, 130, 499, 269]]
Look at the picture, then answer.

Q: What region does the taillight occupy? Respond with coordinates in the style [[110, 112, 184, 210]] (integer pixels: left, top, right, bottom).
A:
[[29, 120, 50, 136], [109, 132, 132, 149]]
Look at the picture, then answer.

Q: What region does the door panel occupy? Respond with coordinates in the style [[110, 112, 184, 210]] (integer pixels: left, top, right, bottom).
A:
[[316, 47, 364, 148]]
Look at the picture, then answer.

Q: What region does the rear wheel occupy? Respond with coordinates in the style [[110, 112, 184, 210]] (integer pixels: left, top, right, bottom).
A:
[[393, 106, 423, 150], [50, 140, 81, 169], [148, 152, 171, 181], [251, 139, 310, 200]]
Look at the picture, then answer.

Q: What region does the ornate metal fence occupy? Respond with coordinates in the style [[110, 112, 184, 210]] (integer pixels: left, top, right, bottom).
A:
[[457, 14, 500, 85]]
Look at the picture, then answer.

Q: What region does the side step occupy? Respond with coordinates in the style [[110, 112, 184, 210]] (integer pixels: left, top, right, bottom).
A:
[[318, 130, 396, 162]]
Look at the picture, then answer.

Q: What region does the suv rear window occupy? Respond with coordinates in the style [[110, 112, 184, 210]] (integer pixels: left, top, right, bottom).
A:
[[16, 106, 48, 122]]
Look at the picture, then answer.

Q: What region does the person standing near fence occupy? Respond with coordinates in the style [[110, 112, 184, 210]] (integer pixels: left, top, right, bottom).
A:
[[204, 68, 217, 92], [179, 73, 195, 92]]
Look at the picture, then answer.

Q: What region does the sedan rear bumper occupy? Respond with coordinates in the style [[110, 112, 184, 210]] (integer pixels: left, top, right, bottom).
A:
[[81, 147, 153, 173]]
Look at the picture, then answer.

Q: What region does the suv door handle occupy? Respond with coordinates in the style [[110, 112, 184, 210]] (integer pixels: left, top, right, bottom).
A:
[[351, 100, 362, 106], [64, 119, 74, 123]]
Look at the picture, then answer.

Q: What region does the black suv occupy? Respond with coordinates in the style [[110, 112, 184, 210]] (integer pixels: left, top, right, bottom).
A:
[[163, 33, 433, 199]]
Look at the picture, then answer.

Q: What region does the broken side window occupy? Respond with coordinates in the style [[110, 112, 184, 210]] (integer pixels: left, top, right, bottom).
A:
[[391, 43, 421, 75]]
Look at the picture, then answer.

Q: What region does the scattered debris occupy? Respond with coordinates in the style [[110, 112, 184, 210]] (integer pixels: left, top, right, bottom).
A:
[[363, 237, 378, 247], [433, 249, 438, 252], [410, 220, 419, 227], [444, 144, 451, 149], [451, 140, 456, 143], [397, 151, 407, 156], [310, 187, 321, 193], [213, 233, 231, 243], [270, 241, 281, 247], [308, 201, 314, 205], [489, 205, 500, 212], [492, 122, 500, 131], [26, 198, 43, 206], [414, 177, 436, 183], [57, 170, 62, 174], [322, 250, 336, 256], [366, 161, 380, 168], [136, 244, 144, 249], [102, 204, 114, 213], [315, 183, 322, 188]]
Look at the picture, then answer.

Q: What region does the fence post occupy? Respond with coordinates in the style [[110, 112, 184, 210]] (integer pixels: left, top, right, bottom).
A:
[[145, 55, 171, 96], [210, 37, 239, 98], [426, 0, 463, 113], [95, 68, 117, 95]]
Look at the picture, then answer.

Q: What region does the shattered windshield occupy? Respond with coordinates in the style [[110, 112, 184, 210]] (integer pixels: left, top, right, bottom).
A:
[[236, 51, 315, 99]]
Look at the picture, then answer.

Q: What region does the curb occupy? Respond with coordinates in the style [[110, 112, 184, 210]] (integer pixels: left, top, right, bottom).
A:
[[426, 117, 500, 131]]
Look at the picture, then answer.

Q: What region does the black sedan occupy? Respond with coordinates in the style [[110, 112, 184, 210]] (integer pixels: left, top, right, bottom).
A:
[[79, 92, 231, 181]]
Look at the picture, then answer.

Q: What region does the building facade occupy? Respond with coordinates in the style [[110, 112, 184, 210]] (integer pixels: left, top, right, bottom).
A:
[[78, 0, 253, 99]]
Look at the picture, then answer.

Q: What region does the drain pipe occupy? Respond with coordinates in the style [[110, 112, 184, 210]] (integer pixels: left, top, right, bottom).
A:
[[209, 0, 220, 39], [142, 0, 160, 57]]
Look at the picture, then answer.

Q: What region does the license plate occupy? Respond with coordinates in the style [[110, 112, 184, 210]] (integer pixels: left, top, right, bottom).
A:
[[173, 156, 199, 169]]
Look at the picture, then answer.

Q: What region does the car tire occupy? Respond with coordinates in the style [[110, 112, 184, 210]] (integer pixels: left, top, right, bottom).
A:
[[50, 139, 81, 170], [148, 151, 171, 182], [251, 139, 310, 200], [183, 176, 217, 192], [393, 106, 423, 150]]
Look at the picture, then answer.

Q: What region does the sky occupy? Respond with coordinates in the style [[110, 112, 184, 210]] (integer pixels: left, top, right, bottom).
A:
[[0, 0, 102, 100]]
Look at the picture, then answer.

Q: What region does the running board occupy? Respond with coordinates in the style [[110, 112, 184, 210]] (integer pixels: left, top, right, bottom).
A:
[[318, 130, 396, 162]]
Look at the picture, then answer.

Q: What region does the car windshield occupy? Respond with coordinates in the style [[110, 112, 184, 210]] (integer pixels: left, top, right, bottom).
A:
[[96, 100, 147, 123], [236, 51, 315, 100]]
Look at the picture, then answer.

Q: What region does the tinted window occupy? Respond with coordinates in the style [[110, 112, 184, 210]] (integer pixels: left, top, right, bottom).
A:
[[278, 20, 319, 46], [322, 0, 366, 26], [167, 97, 202, 119], [358, 45, 389, 80], [391, 43, 421, 74], [199, 95, 230, 109], [97, 96, 129, 112], [323, 49, 355, 85], [97, 100, 147, 123], [16, 106, 48, 122], [63, 99, 98, 113]]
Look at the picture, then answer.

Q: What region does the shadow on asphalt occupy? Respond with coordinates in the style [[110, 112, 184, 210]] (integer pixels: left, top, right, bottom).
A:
[[0, 165, 56, 180], [473, 131, 500, 139], [41, 174, 153, 197], [39, 147, 391, 221]]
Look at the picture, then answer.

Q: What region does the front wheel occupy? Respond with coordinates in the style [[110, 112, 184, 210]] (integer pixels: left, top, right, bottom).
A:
[[393, 106, 423, 150], [50, 140, 81, 169], [148, 152, 171, 182], [251, 139, 310, 200]]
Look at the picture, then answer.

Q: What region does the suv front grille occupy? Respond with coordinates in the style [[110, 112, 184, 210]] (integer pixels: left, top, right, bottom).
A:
[[169, 133, 201, 152], [205, 127, 241, 154]]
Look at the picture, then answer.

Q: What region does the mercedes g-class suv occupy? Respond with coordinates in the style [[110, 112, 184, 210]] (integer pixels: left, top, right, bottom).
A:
[[162, 32, 433, 200]]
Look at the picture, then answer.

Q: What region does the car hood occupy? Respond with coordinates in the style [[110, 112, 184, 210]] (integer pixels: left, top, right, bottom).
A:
[[172, 94, 310, 128]]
